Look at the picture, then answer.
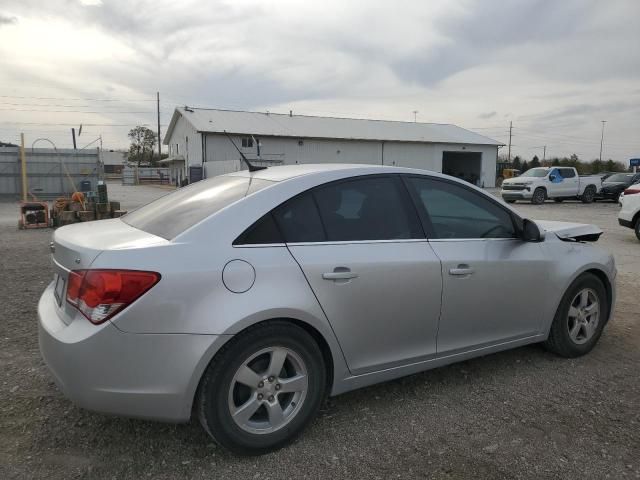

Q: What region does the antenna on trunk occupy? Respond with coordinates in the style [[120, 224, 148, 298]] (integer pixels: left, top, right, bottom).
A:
[[223, 131, 267, 172]]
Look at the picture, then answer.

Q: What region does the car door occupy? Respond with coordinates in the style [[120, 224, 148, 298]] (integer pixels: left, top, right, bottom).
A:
[[547, 167, 566, 196], [558, 168, 579, 196], [404, 176, 551, 355], [274, 175, 443, 375]]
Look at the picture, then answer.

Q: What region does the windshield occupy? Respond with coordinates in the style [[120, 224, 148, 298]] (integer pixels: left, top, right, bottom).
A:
[[605, 173, 634, 183], [122, 175, 274, 239], [519, 168, 549, 178]]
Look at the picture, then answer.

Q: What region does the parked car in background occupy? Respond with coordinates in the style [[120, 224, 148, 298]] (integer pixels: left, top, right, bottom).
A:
[[597, 172, 640, 202], [39, 164, 616, 454], [501, 167, 602, 205], [618, 183, 640, 240], [599, 172, 620, 181]]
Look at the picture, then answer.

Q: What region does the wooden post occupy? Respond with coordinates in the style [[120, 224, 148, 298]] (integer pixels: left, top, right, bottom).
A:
[[20, 133, 27, 201]]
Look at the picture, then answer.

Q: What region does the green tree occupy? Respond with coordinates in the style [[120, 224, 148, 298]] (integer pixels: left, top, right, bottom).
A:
[[590, 159, 604, 173], [512, 156, 522, 170], [521, 160, 529, 171], [530, 155, 541, 168], [551, 158, 560, 166], [127, 126, 157, 167]]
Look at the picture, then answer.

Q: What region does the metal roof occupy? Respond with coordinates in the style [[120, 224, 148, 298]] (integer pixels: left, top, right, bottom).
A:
[[164, 107, 502, 146]]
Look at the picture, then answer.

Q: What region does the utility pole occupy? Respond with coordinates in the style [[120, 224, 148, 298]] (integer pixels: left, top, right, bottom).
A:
[[20, 133, 27, 202], [507, 121, 513, 163], [413, 110, 418, 122], [71, 128, 77, 149], [599, 120, 606, 162], [157, 91, 162, 160], [543, 145, 546, 163]]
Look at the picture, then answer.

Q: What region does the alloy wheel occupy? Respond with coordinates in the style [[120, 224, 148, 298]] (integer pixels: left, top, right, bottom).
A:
[[567, 288, 600, 345], [228, 347, 308, 434]]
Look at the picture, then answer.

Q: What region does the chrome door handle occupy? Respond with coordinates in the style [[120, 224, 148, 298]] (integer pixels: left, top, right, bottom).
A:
[[322, 271, 359, 280], [449, 265, 474, 276]]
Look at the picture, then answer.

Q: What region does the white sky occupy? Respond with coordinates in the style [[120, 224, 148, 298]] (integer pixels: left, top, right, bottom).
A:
[[0, 0, 639, 162]]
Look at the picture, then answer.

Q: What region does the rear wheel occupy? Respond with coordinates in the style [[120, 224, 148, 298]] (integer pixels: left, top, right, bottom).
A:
[[197, 321, 326, 455], [544, 273, 608, 358], [531, 188, 546, 205], [580, 186, 596, 203], [635, 217, 640, 241]]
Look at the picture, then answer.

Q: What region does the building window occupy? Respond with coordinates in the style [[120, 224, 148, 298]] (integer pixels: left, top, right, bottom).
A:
[[241, 137, 254, 148]]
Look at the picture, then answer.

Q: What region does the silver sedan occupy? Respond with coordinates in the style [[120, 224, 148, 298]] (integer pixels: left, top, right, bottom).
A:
[[39, 164, 616, 455]]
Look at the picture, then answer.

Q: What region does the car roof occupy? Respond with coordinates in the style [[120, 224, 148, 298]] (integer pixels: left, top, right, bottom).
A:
[[225, 163, 423, 182]]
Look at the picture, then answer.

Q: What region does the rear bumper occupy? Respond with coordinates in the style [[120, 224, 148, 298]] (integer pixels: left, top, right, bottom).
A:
[[618, 218, 634, 229], [38, 284, 228, 422]]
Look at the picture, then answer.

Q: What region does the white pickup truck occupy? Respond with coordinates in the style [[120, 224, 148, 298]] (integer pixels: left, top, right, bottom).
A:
[[501, 167, 602, 205]]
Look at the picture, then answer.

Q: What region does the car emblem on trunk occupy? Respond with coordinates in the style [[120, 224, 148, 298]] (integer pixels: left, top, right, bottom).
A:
[[49, 242, 55, 253]]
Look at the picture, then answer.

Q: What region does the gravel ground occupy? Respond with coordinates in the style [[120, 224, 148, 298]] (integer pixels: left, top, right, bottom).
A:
[[1, 189, 639, 479]]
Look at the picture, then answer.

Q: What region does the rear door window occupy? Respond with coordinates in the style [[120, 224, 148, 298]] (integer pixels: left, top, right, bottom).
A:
[[273, 193, 326, 243], [312, 176, 423, 241], [122, 175, 274, 239]]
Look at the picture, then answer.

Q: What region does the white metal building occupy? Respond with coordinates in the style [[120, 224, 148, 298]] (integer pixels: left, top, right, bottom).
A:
[[162, 107, 502, 187]]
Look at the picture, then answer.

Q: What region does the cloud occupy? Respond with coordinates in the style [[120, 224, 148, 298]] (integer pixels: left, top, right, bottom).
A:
[[0, 14, 17, 26], [478, 111, 497, 119], [0, 0, 638, 160]]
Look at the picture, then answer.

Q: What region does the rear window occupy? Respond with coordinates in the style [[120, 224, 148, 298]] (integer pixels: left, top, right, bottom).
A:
[[606, 173, 634, 182], [122, 175, 274, 239]]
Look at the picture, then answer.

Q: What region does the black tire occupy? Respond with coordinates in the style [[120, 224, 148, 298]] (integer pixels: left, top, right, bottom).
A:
[[531, 188, 546, 205], [543, 273, 608, 358], [635, 218, 640, 241], [580, 186, 596, 203], [553, 198, 564, 203], [197, 321, 327, 455]]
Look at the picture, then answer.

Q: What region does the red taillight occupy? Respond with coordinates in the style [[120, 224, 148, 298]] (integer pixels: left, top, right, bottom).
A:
[[623, 187, 640, 195], [65, 270, 160, 324]]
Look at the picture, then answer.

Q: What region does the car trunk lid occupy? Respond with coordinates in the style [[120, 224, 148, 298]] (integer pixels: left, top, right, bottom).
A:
[[50, 219, 168, 324]]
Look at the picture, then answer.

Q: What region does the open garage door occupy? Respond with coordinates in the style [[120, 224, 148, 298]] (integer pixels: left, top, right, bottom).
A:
[[442, 151, 482, 186]]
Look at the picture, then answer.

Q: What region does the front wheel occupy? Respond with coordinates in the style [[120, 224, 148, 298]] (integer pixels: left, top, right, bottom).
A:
[[543, 273, 608, 358], [531, 188, 546, 205], [197, 321, 326, 455], [635, 218, 640, 241]]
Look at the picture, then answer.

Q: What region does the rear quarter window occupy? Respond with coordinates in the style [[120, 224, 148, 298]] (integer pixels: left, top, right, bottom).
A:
[[122, 176, 274, 239]]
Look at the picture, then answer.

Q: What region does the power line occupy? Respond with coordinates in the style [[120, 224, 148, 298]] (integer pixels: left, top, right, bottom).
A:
[[0, 94, 156, 102], [0, 101, 174, 110], [0, 121, 163, 126], [0, 108, 155, 113]]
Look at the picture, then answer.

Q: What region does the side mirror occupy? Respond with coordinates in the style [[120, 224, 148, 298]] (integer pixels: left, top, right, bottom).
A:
[[549, 174, 556, 181], [522, 219, 545, 242]]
